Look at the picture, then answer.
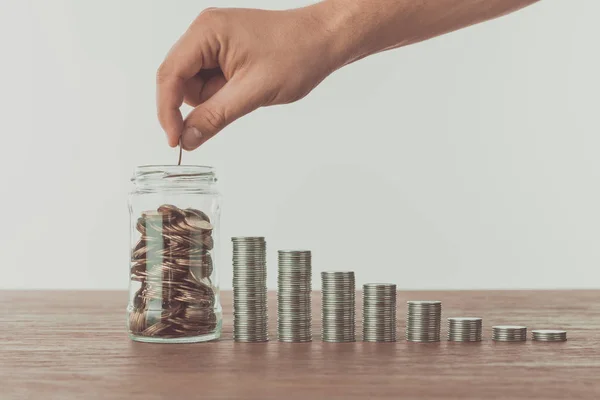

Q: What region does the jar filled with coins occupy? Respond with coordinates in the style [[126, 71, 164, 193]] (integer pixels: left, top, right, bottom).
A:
[[128, 165, 222, 343]]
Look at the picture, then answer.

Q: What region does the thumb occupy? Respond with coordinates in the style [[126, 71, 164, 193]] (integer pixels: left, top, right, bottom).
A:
[[181, 76, 265, 150]]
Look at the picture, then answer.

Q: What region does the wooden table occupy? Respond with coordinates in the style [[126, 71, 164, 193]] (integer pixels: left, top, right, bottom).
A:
[[1, 290, 599, 399]]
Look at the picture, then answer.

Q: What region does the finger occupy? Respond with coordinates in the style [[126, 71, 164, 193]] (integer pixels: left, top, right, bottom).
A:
[[156, 28, 210, 147], [183, 72, 227, 107], [182, 75, 206, 108], [181, 76, 266, 150]]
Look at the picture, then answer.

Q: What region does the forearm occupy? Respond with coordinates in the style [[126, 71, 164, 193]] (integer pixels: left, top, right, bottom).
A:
[[315, 0, 541, 67]]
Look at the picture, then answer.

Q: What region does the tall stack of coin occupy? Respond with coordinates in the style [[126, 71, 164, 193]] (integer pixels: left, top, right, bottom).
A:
[[406, 301, 442, 342], [277, 250, 312, 342], [492, 325, 527, 342], [362, 283, 397, 342], [232, 237, 268, 342], [447, 317, 483, 342], [532, 329, 567, 342], [321, 271, 356, 342]]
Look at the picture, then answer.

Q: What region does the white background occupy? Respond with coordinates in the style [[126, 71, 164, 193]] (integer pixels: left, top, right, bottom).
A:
[[0, 0, 598, 290]]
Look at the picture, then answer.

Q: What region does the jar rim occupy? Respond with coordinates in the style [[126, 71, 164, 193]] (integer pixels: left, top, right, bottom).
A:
[[132, 165, 217, 184]]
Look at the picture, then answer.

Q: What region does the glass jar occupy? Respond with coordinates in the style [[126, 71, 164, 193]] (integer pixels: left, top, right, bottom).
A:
[[127, 165, 222, 343]]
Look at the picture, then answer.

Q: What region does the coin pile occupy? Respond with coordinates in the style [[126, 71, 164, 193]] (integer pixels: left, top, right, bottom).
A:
[[321, 271, 356, 342], [277, 250, 312, 342], [406, 301, 442, 342], [447, 317, 483, 342], [128, 204, 217, 339], [492, 325, 527, 342], [532, 329, 567, 342], [362, 283, 397, 342], [232, 237, 268, 342]]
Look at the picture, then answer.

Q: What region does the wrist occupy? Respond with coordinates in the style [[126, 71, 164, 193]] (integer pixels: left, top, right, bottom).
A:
[[311, 0, 417, 68], [305, 0, 366, 71]]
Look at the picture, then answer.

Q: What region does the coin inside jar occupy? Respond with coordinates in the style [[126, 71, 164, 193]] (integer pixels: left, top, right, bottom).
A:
[[184, 208, 210, 222], [128, 203, 217, 339], [186, 216, 213, 231]]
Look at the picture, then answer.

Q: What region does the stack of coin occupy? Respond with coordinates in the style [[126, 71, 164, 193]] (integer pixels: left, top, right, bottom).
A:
[[232, 237, 268, 342], [362, 283, 397, 342], [532, 329, 567, 342], [406, 301, 442, 342], [492, 325, 527, 342], [321, 271, 356, 342], [277, 250, 312, 342], [447, 317, 483, 342]]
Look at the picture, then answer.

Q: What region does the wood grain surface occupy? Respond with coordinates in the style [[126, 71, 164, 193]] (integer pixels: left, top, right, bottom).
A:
[[1, 290, 599, 399]]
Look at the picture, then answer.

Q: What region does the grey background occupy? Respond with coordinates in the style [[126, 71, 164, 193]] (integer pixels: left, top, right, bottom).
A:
[[0, 0, 598, 289]]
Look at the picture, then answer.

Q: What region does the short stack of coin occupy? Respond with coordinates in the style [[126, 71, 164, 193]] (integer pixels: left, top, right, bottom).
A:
[[362, 283, 397, 342], [277, 250, 312, 342], [447, 317, 483, 342], [492, 325, 527, 342], [321, 271, 356, 342], [406, 301, 442, 342], [532, 329, 567, 342], [232, 237, 268, 342]]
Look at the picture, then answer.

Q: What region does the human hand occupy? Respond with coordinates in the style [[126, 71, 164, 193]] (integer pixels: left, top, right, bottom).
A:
[[157, 0, 541, 150], [157, 5, 342, 150]]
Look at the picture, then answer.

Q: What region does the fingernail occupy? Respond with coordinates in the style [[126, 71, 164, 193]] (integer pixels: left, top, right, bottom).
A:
[[181, 126, 202, 150]]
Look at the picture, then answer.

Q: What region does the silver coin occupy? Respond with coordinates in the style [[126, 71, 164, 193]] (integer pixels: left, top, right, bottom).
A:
[[232, 237, 269, 343], [531, 329, 567, 342], [447, 317, 483, 342], [405, 300, 442, 343], [277, 250, 313, 343], [492, 325, 527, 342], [320, 271, 356, 342], [362, 283, 396, 342]]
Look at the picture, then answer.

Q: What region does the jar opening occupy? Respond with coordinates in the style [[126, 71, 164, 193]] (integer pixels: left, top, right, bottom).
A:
[[132, 165, 217, 188]]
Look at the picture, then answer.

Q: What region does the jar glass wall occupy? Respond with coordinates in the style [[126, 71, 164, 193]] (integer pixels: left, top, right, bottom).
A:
[[127, 165, 222, 343]]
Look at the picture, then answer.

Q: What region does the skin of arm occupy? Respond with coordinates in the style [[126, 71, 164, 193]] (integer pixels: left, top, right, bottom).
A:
[[156, 0, 540, 150], [322, 0, 540, 66]]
